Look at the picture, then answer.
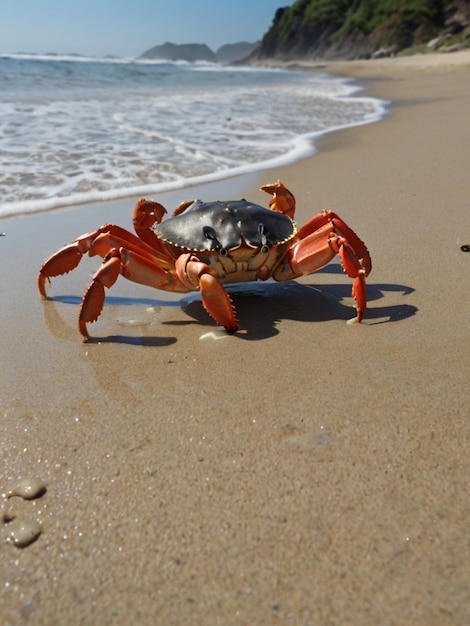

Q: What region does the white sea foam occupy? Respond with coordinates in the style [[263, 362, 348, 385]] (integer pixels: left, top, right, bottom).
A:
[[0, 55, 386, 218]]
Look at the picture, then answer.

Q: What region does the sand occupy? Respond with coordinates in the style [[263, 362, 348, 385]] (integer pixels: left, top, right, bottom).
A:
[[1, 50, 469, 625]]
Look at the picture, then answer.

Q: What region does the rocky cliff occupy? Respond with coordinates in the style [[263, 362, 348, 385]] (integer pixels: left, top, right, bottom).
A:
[[252, 0, 470, 61]]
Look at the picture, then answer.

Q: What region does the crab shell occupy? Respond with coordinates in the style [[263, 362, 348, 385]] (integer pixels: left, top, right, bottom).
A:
[[153, 199, 298, 283]]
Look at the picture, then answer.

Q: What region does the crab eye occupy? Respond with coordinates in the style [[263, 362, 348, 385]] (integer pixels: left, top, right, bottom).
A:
[[258, 223, 267, 240], [258, 223, 268, 250], [203, 226, 222, 251]]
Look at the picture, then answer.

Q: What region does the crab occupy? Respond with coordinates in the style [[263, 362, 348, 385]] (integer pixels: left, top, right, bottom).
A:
[[38, 181, 371, 339]]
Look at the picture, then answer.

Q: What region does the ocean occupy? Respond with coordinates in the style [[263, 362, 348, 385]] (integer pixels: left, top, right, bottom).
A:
[[0, 53, 386, 219]]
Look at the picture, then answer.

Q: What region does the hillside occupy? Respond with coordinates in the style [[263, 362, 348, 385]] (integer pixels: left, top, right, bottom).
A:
[[252, 0, 470, 60]]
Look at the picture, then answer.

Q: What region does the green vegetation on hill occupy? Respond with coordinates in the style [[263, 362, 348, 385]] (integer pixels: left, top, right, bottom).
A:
[[256, 0, 470, 59]]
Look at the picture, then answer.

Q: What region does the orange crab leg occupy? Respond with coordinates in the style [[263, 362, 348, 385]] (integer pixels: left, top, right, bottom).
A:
[[297, 211, 371, 276], [78, 246, 185, 340], [335, 237, 367, 323], [79, 250, 122, 339], [38, 223, 175, 299], [175, 254, 239, 333], [290, 233, 367, 322], [89, 231, 172, 269], [288, 223, 338, 276], [274, 212, 370, 323], [199, 274, 239, 334], [119, 248, 173, 288]]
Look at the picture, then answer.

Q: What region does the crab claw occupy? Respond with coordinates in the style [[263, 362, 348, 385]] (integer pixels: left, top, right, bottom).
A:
[[132, 198, 168, 249], [132, 198, 167, 230], [38, 228, 108, 297], [260, 181, 296, 219], [38, 243, 82, 297]]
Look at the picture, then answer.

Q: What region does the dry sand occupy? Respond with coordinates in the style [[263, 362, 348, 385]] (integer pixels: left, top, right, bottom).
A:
[[1, 51, 469, 625]]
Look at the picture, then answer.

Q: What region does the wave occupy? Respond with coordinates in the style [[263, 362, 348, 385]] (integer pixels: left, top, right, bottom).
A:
[[0, 99, 386, 219], [0, 51, 225, 68], [0, 55, 387, 219]]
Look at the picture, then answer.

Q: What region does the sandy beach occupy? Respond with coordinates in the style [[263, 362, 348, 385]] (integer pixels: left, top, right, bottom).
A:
[[1, 49, 470, 625]]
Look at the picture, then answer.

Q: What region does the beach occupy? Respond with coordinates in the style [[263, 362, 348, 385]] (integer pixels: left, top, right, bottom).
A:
[[1, 49, 470, 625]]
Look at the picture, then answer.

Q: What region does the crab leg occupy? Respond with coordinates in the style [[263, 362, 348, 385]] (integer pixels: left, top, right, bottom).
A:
[[297, 211, 372, 276], [38, 224, 173, 298], [274, 211, 371, 323], [199, 274, 239, 334], [78, 247, 179, 339], [335, 237, 367, 323], [79, 250, 122, 339], [175, 254, 239, 333]]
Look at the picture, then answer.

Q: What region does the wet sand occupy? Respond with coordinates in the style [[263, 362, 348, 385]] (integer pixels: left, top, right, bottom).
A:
[[1, 51, 470, 624]]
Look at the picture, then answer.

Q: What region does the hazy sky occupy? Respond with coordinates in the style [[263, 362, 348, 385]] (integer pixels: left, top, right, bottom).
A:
[[1, 0, 289, 57]]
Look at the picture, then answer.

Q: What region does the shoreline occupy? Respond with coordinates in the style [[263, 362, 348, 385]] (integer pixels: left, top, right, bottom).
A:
[[1, 51, 470, 625]]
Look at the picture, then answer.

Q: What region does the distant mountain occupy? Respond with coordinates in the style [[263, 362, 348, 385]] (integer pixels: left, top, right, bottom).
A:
[[216, 41, 258, 64], [138, 41, 258, 64], [250, 0, 470, 61], [139, 42, 217, 63]]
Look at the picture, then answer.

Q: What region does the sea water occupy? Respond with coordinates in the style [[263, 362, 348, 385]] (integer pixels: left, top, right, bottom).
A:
[[0, 54, 386, 218]]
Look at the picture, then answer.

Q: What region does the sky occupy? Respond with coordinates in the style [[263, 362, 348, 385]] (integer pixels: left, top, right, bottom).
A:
[[1, 0, 289, 58]]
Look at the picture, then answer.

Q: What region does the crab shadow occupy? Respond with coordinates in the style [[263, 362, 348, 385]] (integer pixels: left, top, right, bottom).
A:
[[45, 267, 416, 343], [42, 295, 179, 346], [179, 278, 416, 340]]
